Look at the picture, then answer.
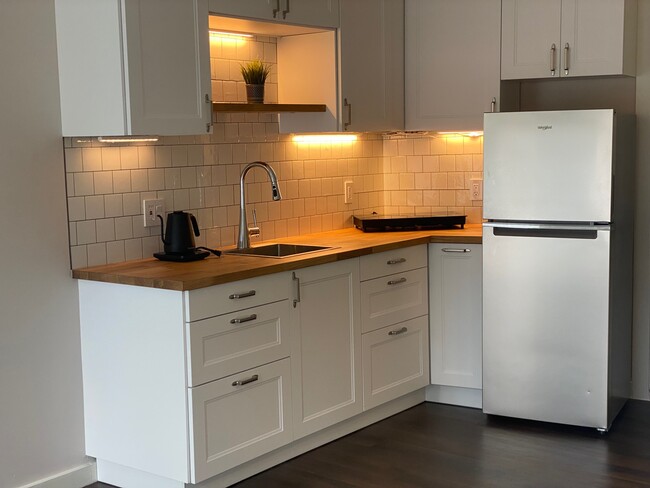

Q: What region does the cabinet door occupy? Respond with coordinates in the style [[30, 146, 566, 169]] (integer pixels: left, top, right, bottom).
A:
[[291, 259, 362, 439], [362, 316, 430, 410], [209, 0, 339, 27], [340, 0, 404, 132], [405, 0, 501, 132], [560, 0, 632, 77], [501, 0, 562, 80], [189, 358, 292, 483], [429, 244, 482, 389], [209, 0, 277, 21], [123, 0, 212, 135], [283, 0, 340, 28]]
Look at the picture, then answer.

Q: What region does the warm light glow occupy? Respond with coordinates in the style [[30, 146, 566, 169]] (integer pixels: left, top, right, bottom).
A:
[[292, 134, 358, 143], [209, 30, 253, 41], [437, 131, 483, 137], [97, 136, 159, 144]]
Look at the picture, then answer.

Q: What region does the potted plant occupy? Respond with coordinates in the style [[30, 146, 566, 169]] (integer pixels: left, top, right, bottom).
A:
[[240, 59, 271, 104]]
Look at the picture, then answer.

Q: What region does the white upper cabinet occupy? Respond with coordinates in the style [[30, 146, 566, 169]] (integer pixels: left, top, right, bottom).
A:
[[55, 0, 212, 136], [501, 0, 638, 80], [209, 0, 340, 28], [405, 0, 501, 132], [340, 0, 404, 132]]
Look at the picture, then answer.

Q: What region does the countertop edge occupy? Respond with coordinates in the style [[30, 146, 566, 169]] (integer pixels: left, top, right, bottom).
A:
[[72, 230, 482, 291]]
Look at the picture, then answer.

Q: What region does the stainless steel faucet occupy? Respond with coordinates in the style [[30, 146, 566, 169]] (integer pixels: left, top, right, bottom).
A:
[[238, 161, 282, 249]]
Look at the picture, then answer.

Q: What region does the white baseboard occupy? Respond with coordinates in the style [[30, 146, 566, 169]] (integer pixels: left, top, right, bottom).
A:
[[17, 462, 96, 488], [425, 384, 483, 409]]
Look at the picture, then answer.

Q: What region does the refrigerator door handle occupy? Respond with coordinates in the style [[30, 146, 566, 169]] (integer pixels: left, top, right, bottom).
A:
[[484, 222, 609, 240]]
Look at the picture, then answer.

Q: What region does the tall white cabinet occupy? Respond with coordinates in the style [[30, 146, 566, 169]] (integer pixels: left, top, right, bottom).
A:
[[501, 0, 638, 80], [405, 0, 501, 131], [55, 0, 212, 136], [427, 244, 483, 408], [339, 0, 404, 132]]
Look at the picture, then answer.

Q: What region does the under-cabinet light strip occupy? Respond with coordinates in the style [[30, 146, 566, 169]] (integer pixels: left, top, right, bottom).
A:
[[437, 131, 483, 137], [97, 136, 159, 143], [292, 134, 358, 143], [209, 30, 253, 39]]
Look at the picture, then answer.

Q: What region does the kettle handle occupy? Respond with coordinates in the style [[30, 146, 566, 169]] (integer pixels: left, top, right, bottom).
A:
[[190, 213, 200, 237], [158, 214, 167, 244]]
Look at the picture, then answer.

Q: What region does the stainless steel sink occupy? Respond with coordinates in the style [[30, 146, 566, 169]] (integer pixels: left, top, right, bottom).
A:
[[225, 243, 334, 258]]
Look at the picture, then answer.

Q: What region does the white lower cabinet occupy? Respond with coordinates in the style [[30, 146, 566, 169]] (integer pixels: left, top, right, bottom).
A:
[[290, 259, 362, 439], [362, 316, 429, 410], [428, 244, 483, 391], [188, 358, 292, 482]]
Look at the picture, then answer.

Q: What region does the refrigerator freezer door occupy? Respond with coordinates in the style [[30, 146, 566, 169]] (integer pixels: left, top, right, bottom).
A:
[[483, 110, 614, 223], [482, 224, 610, 428]]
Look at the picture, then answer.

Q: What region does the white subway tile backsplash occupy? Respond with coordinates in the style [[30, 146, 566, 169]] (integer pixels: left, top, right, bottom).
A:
[[77, 220, 96, 245], [93, 172, 113, 194], [115, 216, 133, 240], [106, 240, 125, 264], [96, 218, 115, 242], [122, 193, 141, 216], [112, 170, 131, 193], [66, 148, 83, 173], [101, 147, 121, 170], [87, 242, 107, 266], [85, 195, 105, 220], [82, 148, 102, 172], [74, 173, 94, 196], [68, 197, 86, 221], [70, 245, 87, 269], [131, 169, 148, 192]]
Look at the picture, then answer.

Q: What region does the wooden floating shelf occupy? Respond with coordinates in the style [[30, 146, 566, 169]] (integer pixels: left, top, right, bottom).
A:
[[212, 102, 327, 113]]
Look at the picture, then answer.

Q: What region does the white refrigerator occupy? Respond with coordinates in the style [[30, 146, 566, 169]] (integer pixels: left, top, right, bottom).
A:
[[482, 109, 634, 431]]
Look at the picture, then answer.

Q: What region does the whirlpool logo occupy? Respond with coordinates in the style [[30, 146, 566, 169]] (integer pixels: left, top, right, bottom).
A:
[[537, 125, 553, 130]]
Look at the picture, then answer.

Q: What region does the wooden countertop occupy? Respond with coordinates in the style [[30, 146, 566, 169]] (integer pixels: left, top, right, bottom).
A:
[[72, 225, 482, 291]]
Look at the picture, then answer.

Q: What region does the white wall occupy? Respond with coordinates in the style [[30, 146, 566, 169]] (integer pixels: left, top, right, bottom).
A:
[[633, 2, 650, 401], [0, 1, 88, 487]]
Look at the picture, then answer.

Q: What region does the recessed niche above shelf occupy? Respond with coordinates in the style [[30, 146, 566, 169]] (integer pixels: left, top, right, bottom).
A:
[[212, 103, 327, 113]]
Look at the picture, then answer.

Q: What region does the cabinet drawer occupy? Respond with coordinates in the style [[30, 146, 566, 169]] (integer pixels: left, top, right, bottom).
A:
[[187, 300, 291, 387], [188, 358, 292, 483], [360, 267, 428, 333], [362, 316, 430, 410], [360, 245, 427, 281], [185, 272, 290, 322]]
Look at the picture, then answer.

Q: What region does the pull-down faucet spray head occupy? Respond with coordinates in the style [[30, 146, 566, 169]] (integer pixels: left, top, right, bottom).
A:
[[238, 161, 282, 249]]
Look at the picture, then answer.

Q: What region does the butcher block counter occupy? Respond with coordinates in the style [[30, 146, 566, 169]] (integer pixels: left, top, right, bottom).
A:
[[72, 224, 481, 291]]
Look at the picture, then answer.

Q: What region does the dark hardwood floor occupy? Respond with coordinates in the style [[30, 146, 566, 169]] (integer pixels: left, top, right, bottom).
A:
[[86, 400, 650, 488]]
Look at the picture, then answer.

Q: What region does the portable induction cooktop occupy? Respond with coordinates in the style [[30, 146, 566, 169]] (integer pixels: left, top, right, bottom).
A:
[[353, 213, 466, 232]]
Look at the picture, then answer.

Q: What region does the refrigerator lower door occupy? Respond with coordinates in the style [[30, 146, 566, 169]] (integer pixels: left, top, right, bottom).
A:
[[482, 223, 611, 428]]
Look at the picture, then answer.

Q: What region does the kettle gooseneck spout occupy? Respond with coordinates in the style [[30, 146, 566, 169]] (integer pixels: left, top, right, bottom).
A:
[[238, 161, 282, 250]]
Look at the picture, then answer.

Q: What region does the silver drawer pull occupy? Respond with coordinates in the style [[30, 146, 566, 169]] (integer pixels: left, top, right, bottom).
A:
[[387, 258, 406, 265], [229, 290, 256, 299], [387, 277, 407, 286], [388, 327, 408, 336], [230, 314, 257, 325], [442, 248, 471, 253], [232, 374, 259, 387]]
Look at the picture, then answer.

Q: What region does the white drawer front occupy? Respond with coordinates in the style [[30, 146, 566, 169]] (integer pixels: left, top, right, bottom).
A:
[[360, 267, 428, 334], [187, 300, 291, 387], [185, 272, 290, 322], [188, 358, 292, 483], [360, 244, 427, 281], [362, 316, 430, 410]]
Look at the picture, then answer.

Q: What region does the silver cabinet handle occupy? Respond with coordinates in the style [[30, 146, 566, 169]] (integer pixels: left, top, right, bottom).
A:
[[550, 43, 557, 76], [388, 327, 408, 336], [282, 0, 290, 19], [491, 97, 497, 113], [232, 374, 259, 387], [344, 98, 352, 130], [442, 248, 471, 253], [387, 258, 406, 265], [564, 43, 570, 75], [230, 314, 257, 325], [273, 0, 280, 18], [229, 290, 256, 299], [387, 277, 407, 286], [292, 272, 301, 308]]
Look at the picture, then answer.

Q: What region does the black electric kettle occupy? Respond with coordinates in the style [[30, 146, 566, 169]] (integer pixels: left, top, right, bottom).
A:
[[153, 211, 220, 262]]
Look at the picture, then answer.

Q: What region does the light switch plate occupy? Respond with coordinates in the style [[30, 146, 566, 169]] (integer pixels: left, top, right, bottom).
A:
[[143, 199, 165, 227]]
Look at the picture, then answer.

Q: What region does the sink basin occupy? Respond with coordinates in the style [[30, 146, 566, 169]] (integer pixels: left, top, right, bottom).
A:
[[225, 243, 333, 258]]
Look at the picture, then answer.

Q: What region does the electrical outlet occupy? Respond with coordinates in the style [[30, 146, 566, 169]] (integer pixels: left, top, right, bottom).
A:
[[143, 199, 165, 227], [344, 180, 353, 204], [470, 179, 483, 201]]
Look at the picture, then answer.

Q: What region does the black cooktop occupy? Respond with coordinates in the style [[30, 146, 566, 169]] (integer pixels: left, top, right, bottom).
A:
[[353, 213, 466, 232]]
